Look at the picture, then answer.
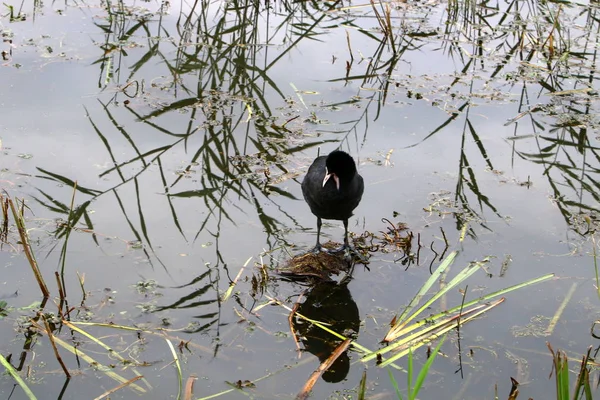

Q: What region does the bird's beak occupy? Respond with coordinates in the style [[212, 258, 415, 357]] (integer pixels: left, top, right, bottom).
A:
[[323, 168, 340, 191]]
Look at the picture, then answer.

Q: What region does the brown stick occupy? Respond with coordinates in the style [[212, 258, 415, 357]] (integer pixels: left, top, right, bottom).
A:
[[8, 196, 49, 297], [38, 313, 71, 378], [296, 339, 352, 400], [55, 272, 66, 318], [288, 293, 305, 354], [184, 375, 197, 400]]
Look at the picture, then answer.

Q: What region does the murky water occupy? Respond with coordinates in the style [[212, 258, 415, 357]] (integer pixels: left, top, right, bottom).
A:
[[1, 0, 599, 398]]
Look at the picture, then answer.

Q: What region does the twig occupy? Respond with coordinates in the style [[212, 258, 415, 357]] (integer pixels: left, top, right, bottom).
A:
[[7, 195, 49, 297], [39, 313, 71, 378], [454, 285, 468, 379], [55, 272, 66, 318], [296, 339, 352, 400]]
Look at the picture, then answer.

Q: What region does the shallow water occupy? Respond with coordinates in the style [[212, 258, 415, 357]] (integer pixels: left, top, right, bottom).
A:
[[1, 0, 599, 398]]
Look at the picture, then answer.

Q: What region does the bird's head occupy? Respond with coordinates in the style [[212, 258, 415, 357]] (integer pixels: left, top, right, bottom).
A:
[[322, 150, 357, 191]]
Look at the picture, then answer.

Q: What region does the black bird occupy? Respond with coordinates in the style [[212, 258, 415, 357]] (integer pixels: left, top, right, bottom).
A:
[[302, 150, 364, 253]]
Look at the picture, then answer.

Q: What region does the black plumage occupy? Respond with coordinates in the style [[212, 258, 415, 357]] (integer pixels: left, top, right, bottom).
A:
[[302, 150, 364, 253]]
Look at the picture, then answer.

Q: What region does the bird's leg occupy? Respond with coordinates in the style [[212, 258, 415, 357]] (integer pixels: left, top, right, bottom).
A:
[[330, 219, 350, 253], [310, 217, 323, 253], [332, 219, 369, 263], [343, 219, 350, 248]]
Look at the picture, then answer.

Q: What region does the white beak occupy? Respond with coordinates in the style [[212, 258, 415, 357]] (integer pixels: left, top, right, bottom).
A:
[[322, 168, 340, 190]]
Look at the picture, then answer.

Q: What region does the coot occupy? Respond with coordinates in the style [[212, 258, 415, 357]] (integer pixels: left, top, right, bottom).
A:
[[302, 150, 364, 253]]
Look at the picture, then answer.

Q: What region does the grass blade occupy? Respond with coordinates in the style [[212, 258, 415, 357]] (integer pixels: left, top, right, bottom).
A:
[[0, 354, 37, 399]]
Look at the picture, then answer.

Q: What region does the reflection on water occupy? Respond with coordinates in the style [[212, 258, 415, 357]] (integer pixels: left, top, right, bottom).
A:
[[292, 280, 360, 383], [0, 0, 600, 397]]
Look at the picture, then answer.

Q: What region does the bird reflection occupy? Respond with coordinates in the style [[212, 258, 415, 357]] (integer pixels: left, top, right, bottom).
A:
[[291, 280, 360, 383]]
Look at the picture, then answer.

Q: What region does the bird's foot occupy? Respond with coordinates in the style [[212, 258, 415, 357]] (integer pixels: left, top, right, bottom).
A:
[[328, 243, 348, 253], [303, 243, 369, 265], [310, 244, 323, 254], [330, 244, 369, 264]]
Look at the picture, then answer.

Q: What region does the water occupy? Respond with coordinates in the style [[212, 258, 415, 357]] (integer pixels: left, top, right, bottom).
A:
[[0, 0, 599, 398]]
